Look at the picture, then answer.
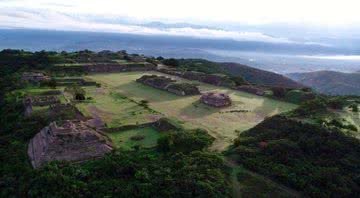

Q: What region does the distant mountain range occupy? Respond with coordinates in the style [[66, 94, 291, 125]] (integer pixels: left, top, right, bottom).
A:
[[288, 71, 360, 96]]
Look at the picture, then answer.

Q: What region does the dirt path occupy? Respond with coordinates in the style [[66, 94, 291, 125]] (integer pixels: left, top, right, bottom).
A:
[[225, 157, 303, 198]]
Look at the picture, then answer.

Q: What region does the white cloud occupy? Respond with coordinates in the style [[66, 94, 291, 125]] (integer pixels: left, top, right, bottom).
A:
[[0, 8, 297, 43], [0, 0, 358, 44], [1, 0, 360, 26]]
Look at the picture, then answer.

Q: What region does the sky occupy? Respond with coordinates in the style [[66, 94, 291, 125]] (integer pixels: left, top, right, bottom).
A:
[[1, 0, 360, 43]]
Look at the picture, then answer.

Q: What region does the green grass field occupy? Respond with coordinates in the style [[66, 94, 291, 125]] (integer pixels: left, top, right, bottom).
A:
[[85, 71, 297, 151], [75, 86, 161, 128], [107, 127, 161, 150]]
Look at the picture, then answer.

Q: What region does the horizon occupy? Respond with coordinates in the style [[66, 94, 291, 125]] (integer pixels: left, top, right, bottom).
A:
[[2, 0, 360, 46]]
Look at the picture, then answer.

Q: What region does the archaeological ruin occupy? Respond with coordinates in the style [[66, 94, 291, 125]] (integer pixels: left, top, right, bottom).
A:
[[22, 72, 50, 82], [28, 120, 113, 168], [236, 85, 266, 96], [136, 75, 200, 96], [23, 95, 61, 117], [200, 92, 232, 107]]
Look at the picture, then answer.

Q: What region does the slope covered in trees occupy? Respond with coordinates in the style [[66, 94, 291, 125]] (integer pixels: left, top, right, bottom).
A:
[[288, 70, 360, 96], [229, 97, 360, 197], [173, 59, 304, 88]]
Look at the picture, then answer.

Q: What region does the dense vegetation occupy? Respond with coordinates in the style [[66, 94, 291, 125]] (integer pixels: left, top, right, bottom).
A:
[[230, 97, 360, 197], [2, 49, 359, 198], [0, 86, 230, 198], [0, 49, 230, 198]]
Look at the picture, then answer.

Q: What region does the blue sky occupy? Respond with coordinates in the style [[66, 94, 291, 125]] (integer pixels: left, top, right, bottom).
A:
[[1, 0, 360, 43]]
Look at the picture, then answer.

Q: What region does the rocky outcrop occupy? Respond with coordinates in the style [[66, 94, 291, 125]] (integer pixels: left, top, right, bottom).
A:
[[28, 120, 113, 168], [200, 92, 232, 107]]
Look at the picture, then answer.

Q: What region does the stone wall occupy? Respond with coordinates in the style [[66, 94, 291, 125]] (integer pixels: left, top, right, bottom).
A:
[[137, 75, 200, 96], [236, 85, 266, 96]]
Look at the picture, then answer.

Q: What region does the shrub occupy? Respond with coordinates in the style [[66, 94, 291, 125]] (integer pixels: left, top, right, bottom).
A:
[[158, 128, 215, 153], [64, 84, 86, 100], [350, 104, 358, 112], [162, 58, 179, 67], [130, 135, 145, 141], [271, 87, 287, 98]]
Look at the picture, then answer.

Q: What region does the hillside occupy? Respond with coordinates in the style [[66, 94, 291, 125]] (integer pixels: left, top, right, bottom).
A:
[[228, 97, 360, 197], [288, 71, 360, 96], [176, 59, 304, 88], [219, 62, 304, 88]]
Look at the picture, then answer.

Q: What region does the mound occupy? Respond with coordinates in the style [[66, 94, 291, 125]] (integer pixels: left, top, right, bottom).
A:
[[28, 120, 113, 168]]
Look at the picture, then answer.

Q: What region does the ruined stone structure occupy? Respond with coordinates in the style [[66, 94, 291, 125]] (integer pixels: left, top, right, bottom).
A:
[[22, 72, 50, 82], [23, 95, 60, 117], [48, 104, 87, 121], [137, 75, 175, 89], [236, 85, 266, 96], [25, 95, 60, 107], [157, 69, 236, 88], [52, 63, 156, 74], [166, 83, 201, 96], [182, 71, 207, 81], [200, 92, 232, 107], [128, 54, 146, 62], [23, 97, 33, 117], [137, 75, 200, 96], [85, 63, 156, 73], [28, 120, 113, 168]]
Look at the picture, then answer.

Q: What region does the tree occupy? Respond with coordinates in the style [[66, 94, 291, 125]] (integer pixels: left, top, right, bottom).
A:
[[48, 78, 57, 89], [156, 56, 164, 61], [162, 58, 179, 67], [350, 104, 358, 112], [65, 84, 86, 100], [271, 87, 287, 98]]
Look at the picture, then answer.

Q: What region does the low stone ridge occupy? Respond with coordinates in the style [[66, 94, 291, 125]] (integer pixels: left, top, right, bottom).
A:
[[236, 85, 266, 96], [56, 78, 98, 86], [85, 63, 156, 73], [166, 83, 201, 96], [158, 69, 237, 89], [137, 75, 200, 96], [22, 72, 50, 82], [26, 95, 60, 106], [200, 92, 232, 107], [28, 120, 113, 168], [48, 104, 87, 121], [52, 63, 156, 73], [23, 95, 61, 117]]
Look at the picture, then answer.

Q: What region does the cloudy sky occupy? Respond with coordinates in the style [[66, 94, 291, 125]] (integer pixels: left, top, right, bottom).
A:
[[1, 0, 360, 43]]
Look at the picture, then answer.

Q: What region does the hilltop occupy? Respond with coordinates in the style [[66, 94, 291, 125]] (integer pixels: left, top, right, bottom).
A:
[[0, 49, 358, 198], [288, 70, 360, 96]]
